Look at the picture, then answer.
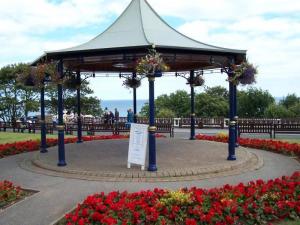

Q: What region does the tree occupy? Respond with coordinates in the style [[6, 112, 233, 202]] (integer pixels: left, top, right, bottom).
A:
[[64, 96, 102, 116], [205, 86, 229, 99], [139, 103, 150, 117], [280, 94, 300, 109], [289, 103, 300, 117], [140, 90, 190, 117], [45, 79, 101, 116], [165, 90, 190, 117], [157, 108, 176, 118], [195, 93, 228, 117], [238, 88, 275, 118], [0, 64, 39, 121], [264, 104, 294, 118], [194, 86, 229, 117]]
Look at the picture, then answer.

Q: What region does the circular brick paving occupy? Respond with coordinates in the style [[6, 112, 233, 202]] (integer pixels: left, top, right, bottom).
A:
[[22, 139, 263, 182]]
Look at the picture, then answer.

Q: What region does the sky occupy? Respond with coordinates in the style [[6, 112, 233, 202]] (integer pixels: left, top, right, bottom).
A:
[[1, 0, 300, 100]]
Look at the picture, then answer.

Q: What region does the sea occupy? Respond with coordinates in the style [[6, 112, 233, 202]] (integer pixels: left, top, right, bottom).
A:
[[102, 99, 148, 117]]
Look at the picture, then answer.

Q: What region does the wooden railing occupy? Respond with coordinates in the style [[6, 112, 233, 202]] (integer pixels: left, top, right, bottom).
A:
[[1, 117, 299, 139]]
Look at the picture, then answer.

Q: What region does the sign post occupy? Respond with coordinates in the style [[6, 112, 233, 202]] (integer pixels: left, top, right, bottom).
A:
[[127, 123, 148, 170]]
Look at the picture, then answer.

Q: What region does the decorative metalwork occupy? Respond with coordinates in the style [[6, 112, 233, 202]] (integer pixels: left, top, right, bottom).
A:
[[175, 70, 205, 87]]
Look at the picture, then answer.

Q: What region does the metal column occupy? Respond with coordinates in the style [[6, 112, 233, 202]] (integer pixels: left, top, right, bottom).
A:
[[57, 60, 66, 166], [233, 85, 239, 147], [76, 71, 83, 143], [228, 68, 237, 161], [190, 70, 195, 140], [40, 84, 47, 153], [133, 73, 137, 123], [148, 76, 157, 171]]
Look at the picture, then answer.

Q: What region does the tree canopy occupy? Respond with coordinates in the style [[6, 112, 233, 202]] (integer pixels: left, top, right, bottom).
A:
[[140, 86, 300, 118], [0, 63, 103, 121]]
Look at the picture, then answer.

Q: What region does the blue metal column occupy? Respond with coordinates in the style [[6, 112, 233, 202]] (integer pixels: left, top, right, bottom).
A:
[[190, 70, 195, 140], [228, 67, 237, 161], [76, 71, 83, 143], [57, 60, 66, 166], [233, 85, 239, 147], [40, 83, 47, 153], [148, 76, 157, 171], [133, 73, 137, 123]]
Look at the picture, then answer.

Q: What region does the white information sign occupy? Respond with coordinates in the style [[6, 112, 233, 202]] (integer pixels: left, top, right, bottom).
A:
[[127, 123, 148, 170]]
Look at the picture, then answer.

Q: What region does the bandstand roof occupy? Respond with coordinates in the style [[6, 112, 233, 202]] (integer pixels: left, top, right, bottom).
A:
[[32, 0, 246, 72]]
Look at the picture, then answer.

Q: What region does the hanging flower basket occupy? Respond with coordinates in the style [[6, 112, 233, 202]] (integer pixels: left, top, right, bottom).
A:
[[136, 49, 169, 77], [228, 61, 258, 85], [123, 77, 141, 89], [187, 75, 205, 87], [17, 65, 45, 88]]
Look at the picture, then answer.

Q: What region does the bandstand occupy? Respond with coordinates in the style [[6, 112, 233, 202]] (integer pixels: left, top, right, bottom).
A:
[[32, 0, 246, 172]]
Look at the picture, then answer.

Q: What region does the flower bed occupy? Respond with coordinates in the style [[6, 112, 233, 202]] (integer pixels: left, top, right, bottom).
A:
[[58, 172, 300, 225], [0, 135, 128, 158], [0, 180, 29, 209], [195, 134, 300, 158]]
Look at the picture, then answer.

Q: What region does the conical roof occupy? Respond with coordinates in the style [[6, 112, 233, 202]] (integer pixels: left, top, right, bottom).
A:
[[47, 0, 245, 54]]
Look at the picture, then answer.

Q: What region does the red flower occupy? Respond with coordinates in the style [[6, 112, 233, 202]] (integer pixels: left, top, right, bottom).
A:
[[185, 218, 197, 225]]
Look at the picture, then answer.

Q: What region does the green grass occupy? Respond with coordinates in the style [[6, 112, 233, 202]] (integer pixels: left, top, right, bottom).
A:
[[0, 132, 74, 144]]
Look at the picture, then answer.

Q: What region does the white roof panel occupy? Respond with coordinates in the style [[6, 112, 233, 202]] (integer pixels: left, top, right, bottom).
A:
[[46, 0, 245, 54]]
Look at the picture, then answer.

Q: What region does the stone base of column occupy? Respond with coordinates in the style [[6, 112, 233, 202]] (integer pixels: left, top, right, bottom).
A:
[[57, 161, 67, 167], [40, 147, 48, 153], [148, 164, 157, 172], [227, 155, 237, 161]]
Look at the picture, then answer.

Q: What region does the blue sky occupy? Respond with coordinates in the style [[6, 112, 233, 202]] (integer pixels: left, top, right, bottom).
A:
[[1, 0, 300, 100]]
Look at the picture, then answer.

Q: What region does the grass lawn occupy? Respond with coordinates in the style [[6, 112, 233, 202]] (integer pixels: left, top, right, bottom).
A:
[[0, 132, 74, 144]]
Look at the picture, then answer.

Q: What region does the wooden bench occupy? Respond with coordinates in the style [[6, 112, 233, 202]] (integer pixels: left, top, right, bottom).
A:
[[114, 121, 174, 137], [156, 123, 174, 137], [198, 117, 225, 129], [238, 120, 273, 138], [274, 123, 300, 138], [179, 117, 224, 129]]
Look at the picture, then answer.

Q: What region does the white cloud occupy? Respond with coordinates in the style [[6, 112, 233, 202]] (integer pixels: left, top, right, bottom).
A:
[[1, 0, 300, 98]]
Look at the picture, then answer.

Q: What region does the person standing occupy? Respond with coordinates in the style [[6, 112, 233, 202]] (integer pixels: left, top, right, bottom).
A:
[[127, 108, 134, 125], [103, 107, 109, 124], [109, 111, 114, 124], [114, 108, 120, 134], [114, 108, 119, 123]]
